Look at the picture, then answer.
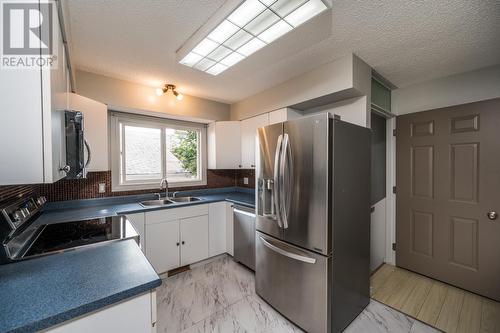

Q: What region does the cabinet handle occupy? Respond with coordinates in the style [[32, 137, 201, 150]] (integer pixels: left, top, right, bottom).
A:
[[182, 241, 185, 245], [251, 164, 255, 168], [176, 242, 180, 246]]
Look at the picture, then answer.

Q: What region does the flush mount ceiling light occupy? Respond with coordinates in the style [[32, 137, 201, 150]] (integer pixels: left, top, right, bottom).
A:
[[155, 84, 184, 100], [179, 0, 329, 76]]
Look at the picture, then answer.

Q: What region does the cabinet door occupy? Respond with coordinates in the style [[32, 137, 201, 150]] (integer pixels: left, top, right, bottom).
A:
[[226, 202, 235, 256], [240, 114, 269, 168], [145, 220, 179, 273], [44, 292, 153, 333], [209, 202, 227, 257], [208, 121, 241, 169], [0, 68, 44, 184], [42, 8, 69, 183], [126, 213, 145, 252], [180, 215, 209, 266]]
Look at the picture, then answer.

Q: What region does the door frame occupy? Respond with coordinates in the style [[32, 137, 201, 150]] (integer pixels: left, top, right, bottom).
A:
[[386, 117, 396, 265], [370, 109, 397, 266]]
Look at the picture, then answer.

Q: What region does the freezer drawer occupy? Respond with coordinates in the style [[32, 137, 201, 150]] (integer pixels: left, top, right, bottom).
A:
[[255, 231, 331, 333], [233, 205, 255, 270]]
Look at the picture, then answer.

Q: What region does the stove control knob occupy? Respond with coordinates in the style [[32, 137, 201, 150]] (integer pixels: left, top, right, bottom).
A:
[[20, 208, 30, 217], [13, 210, 23, 221], [36, 196, 47, 206]]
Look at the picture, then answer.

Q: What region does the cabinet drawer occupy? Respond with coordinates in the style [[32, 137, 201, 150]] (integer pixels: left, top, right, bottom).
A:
[[145, 204, 209, 225]]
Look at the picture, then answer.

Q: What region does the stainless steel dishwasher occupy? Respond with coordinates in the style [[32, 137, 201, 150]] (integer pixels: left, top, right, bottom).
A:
[[233, 205, 256, 270]]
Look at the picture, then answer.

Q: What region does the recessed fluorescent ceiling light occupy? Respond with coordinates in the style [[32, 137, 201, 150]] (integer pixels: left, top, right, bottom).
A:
[[179, 0, 328, 75]]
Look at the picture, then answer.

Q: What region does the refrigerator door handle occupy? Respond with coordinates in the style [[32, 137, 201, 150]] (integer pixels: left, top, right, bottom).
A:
[[273, 134, 283, 228], [279, 133, 290, 229], [259, 236, 316, 264]]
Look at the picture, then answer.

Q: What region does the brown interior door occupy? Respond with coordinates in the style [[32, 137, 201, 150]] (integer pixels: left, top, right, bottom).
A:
[[396, 98, 500, 301]]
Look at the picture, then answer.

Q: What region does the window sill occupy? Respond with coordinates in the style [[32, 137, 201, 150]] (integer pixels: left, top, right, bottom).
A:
[[112, 180, 207, 192]]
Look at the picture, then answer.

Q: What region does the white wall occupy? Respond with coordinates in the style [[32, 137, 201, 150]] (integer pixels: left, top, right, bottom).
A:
[[75, 70, 231, 122], [230, 54, 372, 124], [392, 64, 500, 115]]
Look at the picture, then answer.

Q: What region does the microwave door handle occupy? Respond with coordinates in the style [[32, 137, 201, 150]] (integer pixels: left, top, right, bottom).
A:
[[84, 139, 92, 168], [273, 134, 283, 228], [260, 236, 316, 264]]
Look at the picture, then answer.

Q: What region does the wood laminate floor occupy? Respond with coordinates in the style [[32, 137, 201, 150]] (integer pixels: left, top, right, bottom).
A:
[[371, 264, 500, 333]]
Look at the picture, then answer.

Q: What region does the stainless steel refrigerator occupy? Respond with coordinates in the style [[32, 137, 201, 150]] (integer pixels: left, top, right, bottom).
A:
[[255, 113, 371, 333]]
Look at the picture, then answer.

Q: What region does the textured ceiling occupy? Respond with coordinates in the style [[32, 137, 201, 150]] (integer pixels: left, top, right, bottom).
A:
[[66, 0, 500, 103]]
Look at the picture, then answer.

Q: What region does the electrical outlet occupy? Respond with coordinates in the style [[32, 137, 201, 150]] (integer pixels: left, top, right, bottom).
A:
[[243, 177, 249, 185], [98, 183, 106, 193]]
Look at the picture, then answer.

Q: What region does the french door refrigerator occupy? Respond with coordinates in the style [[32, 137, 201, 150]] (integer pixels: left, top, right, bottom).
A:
[[255, 113, 371, 333]]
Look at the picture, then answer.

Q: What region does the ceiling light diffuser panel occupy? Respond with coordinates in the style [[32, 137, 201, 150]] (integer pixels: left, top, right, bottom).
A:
[[179, 0, 329, 75]]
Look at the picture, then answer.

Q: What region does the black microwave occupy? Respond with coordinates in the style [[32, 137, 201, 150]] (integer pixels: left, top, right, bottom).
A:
[[64, 110, 91, 179]]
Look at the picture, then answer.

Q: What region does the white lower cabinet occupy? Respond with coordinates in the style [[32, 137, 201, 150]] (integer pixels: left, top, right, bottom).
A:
[[180, 215, 209, 266], [144, 205, 209, 274], [133, 202, 238, 274], [226, 202, 235, 256], [146, 219, 180, 273], [43, 292, 156, 333], [126, 213, 145, 251], [209, 202, 227, 257]]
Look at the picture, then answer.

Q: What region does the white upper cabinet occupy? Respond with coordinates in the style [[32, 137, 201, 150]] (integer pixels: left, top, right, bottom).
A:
[[268, 108, 302, 125], [240, 113, 269, 168], [0, 8, 69, 185], [68, 93, 108, 172], [208, 121, 241, 169]]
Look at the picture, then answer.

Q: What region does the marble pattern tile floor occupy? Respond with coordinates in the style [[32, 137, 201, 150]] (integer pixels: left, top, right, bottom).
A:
[[156, 255, 439, 333]]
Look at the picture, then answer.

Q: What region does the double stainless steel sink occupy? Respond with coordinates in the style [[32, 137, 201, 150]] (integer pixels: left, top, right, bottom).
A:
[[140, 196, 202, 207]]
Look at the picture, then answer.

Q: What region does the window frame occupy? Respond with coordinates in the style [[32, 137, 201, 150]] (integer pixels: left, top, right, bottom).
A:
[[110, 112, 207, 192]]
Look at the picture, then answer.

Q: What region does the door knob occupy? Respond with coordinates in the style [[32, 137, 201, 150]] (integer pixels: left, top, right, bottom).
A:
[[487, 211, 498, 220]]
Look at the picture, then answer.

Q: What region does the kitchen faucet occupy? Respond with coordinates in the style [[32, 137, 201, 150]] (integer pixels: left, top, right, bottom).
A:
[[160, 178, 169, 198]]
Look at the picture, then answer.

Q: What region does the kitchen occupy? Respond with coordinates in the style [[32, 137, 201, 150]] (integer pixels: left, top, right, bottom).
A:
[[1, 0, 500, 332]]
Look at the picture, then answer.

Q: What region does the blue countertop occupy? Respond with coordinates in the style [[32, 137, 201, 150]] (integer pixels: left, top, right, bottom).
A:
[[0, 187, 254, 333], [36, 187, 255, 225], [0, 239, 161, 333]]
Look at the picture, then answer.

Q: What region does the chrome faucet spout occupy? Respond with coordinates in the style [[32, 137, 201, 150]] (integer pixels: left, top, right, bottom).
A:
[[160, 178, 169, 198]]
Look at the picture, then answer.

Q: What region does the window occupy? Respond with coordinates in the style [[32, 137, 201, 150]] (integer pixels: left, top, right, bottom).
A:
[[111, 112, 207, 191]]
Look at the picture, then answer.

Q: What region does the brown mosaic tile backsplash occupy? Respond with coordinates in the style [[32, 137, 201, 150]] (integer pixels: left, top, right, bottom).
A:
[[236, 169, 255, 189], [0, 169, 255, 203]]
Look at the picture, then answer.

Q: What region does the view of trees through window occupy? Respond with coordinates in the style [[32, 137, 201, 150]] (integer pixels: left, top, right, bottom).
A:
[[123, 125, 200, 183], [166, 128, 199, 181]]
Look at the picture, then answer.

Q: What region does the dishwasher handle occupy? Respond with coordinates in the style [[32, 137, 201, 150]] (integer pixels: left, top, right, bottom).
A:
[[233, 207, 256, 218]]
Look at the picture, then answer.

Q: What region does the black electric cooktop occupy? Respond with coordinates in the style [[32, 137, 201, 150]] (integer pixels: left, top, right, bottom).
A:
[[25, 216, 139, 257]]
